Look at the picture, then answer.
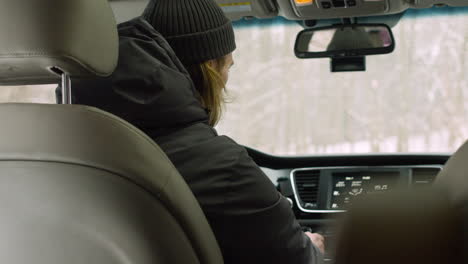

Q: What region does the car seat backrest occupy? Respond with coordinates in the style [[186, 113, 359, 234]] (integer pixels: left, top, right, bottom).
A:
[[0, 0, 224, 263], [335, 141, 468, 264], [436, 140, 468, 207], [333, 190, 464, 264], [435, 140, 468, 261], [0, 103, 224, 264]]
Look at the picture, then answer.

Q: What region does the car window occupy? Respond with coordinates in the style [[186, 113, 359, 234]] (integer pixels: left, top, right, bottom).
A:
[[1, 8, 466, 156], [216, 7, 468, 155]]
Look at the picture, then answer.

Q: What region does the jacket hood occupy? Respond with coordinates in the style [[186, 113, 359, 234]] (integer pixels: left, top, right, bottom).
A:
[[59, 18, 209, 136]]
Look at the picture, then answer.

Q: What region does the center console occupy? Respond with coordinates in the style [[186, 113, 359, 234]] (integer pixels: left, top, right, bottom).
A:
[[291, 165, 442, 213], [289, 165, 442, 262]]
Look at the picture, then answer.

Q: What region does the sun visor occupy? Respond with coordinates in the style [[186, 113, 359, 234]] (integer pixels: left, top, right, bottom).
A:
[[215, 0, 278, 21], [0, 0, 118, 85]]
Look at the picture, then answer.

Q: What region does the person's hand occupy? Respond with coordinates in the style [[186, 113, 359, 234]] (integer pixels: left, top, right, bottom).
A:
[[305, 232, 325, 254]]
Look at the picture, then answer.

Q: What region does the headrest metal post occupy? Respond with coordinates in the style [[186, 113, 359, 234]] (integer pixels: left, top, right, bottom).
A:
[[61, 73, 72, 104]]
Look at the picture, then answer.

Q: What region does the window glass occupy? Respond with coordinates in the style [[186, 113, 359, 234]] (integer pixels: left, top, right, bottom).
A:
[[216, 8, 468, 155], [1, 8, 466, 156]]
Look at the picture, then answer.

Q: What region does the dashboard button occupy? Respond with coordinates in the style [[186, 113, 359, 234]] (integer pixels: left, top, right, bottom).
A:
[[321, 1, 332, 9], [303, 202, 317, 209], [347, 0, 356, 6], [332, 0, 345, 7]]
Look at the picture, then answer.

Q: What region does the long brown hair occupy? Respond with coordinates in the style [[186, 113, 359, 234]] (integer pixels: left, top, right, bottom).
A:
[[187, 57, 228, 126]]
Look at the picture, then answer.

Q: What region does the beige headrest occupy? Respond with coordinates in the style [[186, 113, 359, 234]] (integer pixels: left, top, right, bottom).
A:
[[435, 140, 468, 205], [0, 0, 118, 85]]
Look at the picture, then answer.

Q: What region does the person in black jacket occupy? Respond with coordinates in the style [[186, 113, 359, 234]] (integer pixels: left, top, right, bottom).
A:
[[57, 1, 324, 263]]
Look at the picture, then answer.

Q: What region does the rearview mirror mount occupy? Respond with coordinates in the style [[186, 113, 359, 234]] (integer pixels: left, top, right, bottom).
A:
[[331, 56, 366, 72]]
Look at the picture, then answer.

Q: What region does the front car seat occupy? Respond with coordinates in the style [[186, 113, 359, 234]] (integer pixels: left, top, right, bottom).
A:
[[333, 189, 463, 264], [435, 140, 468, 260], [0, 0, 223, 263], [333, 141, 468, 264], [436, 140, 468, 212]]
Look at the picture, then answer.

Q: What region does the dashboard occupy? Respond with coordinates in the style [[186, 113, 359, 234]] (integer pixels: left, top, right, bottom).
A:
[[290, 165, 442, 213], [247, 147, 450, 262]]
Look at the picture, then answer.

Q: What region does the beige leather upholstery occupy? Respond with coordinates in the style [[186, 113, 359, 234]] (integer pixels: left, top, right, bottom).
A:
[[0, 0, 118, 85], [0, 103, 224, 264], [435, 140, 468, 205], [0, 0, 224, 262]]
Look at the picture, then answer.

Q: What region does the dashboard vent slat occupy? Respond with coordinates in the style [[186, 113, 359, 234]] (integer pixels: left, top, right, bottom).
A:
[[293, 170, 321, 209], [412, 168, 441, 187]]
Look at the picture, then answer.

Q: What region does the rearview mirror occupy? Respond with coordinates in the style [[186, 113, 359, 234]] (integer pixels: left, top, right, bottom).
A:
[[295, 24, 395, 59]]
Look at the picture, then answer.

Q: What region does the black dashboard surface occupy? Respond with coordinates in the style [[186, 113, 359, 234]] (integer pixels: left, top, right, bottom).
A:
[[246, 146, 450, 221], [246, 147, 452, 262], [246, 147, 450, 169]]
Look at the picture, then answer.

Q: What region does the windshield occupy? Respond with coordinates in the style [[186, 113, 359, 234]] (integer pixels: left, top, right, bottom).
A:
[[1, 7, 466, 156], [216, 7, 468, 155]]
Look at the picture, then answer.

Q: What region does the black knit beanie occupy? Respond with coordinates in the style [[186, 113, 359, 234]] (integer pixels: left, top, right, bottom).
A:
[[143, 0, 236, 66]]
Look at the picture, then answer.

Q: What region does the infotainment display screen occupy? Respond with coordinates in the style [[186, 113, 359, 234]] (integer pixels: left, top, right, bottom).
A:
[[331, 171, 400, 209]]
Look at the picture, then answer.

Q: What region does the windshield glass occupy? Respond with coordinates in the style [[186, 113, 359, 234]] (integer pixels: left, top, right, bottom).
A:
[[217, 7, 468, 155], [1, 7, 466, 156]]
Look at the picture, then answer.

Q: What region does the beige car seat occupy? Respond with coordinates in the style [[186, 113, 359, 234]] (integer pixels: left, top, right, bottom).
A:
[[0, 0, 223, 263]]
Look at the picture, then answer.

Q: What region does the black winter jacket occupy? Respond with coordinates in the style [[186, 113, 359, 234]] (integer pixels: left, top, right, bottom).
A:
[[57, 18, 322, 264]]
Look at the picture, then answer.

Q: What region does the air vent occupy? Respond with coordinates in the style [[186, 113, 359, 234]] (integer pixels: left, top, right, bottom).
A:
[[293, 170, 321, 209], [412, 168, 441, 188]]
